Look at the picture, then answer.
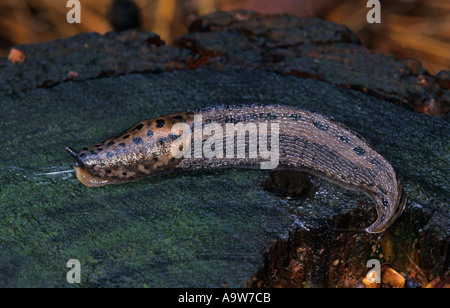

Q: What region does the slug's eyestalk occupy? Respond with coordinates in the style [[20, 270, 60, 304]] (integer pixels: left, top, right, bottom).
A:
[[65, 146, 78, 159], [65, 146, 81, 167]]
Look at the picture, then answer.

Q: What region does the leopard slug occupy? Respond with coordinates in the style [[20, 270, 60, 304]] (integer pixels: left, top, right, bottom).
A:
[[66, 105, 406, 233]]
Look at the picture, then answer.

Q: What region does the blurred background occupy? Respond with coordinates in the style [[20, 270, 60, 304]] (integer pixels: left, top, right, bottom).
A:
[[0, 0, 448, 73]]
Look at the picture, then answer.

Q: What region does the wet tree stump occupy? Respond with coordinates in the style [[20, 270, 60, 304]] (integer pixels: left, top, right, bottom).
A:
[[0, 11, 448, 287]]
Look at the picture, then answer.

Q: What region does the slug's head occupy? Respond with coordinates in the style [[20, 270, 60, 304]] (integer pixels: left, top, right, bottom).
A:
[[65, 146, 108, 187]]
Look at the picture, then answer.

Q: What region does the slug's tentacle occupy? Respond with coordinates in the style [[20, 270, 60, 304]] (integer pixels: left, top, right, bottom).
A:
[[66, 105, 406, 233], [65, 146, 78, 160]]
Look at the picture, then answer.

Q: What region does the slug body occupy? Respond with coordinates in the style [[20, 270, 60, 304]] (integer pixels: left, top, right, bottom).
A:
[[66, 105, 406, 233]]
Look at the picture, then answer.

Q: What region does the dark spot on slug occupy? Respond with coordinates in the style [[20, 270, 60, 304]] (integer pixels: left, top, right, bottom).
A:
[[153, 157, 158, 162], [122, 172, 127, 176], [122, 135, 130, 139], [382, 197, 389, 207], [119, 143, 126, 148], [147, 130, 154, 138], [97, 148, 103, 152], [222, 116, 241, 124], [134, 123, 144, 130], [266, 113, 277, 120], [168, 133, 180, 140], [83, 148, 88, 151], [106, 152, 114, 158], [133, 137, 143, 145], [339, 135, 349, 142], [369, 157, 380, 165], [90, 151, 97, 155], [172, 115, 186, 123], [159, 137, 166, 145], [156, 119, 165, 128], [79, 153, 86, 158], [290, 114, 302, 121], [106, 169, 112, 174], [379, 187, 387, 195], [353, 147, 366, 155], [106, 141, 115, 147], [313, 121, 329, 131], [144, 165, 150, 170]]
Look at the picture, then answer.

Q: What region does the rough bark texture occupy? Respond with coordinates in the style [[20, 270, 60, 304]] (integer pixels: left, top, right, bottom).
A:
[[0, 11, 448, 287]]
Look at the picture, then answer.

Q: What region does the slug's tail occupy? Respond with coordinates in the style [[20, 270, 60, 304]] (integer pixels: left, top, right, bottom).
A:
[[365, 185, 407, 234]]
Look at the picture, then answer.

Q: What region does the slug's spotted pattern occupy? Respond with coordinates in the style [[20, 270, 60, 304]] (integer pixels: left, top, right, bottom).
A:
[[66, 105, 406, 233]]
